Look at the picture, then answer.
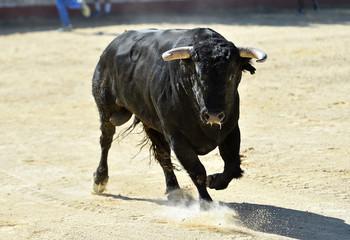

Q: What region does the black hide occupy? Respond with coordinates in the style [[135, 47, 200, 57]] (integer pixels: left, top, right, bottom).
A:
[[92, 28, 258, 202]]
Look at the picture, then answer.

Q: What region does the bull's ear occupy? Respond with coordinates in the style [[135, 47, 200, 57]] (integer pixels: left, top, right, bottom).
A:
[[162, 46, 193, 61], [243, 63, 256, 75]]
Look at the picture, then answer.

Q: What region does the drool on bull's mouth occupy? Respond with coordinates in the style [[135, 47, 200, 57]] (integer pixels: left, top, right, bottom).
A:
[[206, 120, 223, 129]]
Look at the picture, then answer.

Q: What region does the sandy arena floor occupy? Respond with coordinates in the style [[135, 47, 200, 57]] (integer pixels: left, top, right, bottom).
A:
[[0, 8, 349, 240]]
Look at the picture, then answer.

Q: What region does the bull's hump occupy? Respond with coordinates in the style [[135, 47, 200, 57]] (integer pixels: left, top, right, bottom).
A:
[[134, 28, 159, 34]]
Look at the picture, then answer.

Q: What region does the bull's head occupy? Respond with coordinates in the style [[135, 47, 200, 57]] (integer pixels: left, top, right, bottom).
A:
[[162, 42, 266, 128]]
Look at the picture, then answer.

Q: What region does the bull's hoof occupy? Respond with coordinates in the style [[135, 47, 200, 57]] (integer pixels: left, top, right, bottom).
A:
[[199, 199, 213, 211], [92, 173, 109, 194], [206, 173, 228, 190], [167, 189, 194, 206]]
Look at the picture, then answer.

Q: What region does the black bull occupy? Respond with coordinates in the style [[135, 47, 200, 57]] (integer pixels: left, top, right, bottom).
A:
[[92, 28, 266, 202]]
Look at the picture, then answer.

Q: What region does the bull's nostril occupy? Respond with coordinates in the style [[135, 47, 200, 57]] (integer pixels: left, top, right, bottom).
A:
[[203, 111, 210, 121], [218, 112, 225, 121]]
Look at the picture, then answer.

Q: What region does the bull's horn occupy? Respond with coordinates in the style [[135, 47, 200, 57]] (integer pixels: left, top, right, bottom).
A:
[[162, 46, 193, 61], [238, 46, 267, 62]]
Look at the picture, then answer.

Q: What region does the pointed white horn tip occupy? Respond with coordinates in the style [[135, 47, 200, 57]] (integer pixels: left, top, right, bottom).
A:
[[162, 51, 178, 61], [238, 46, 267, 63], [256, 54, 267, 63], [162, 52, 172, 61]]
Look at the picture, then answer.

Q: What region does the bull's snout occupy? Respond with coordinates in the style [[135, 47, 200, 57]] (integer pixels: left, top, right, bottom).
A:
[[201, 109, 225, 127]]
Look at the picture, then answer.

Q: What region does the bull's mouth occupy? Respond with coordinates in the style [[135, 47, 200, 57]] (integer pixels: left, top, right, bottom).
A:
[[206, 120, 223, 129]]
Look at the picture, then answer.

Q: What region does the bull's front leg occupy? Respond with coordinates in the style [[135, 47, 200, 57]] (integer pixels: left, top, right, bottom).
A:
[[207, 124, 243, 190], [169, 134, 213, 203]]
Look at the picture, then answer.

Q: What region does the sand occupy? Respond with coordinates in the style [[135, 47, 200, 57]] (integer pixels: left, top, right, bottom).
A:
[[0, 8, 349, 240]]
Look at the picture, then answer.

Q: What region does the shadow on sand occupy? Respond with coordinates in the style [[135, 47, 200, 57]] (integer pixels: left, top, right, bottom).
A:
[[98, 193, 350, 240], [226, 202, 350, 240]]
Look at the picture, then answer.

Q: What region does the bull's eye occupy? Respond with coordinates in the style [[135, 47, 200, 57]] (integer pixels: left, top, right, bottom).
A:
[[229, 74, 235, 82], [229, 74, 241, 85]]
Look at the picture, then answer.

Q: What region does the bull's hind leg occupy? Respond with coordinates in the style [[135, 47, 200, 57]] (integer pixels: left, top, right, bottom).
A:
[[143, 126, 180, 193], [93, 120, 115, 193], [92, 107, 132, 193], [92, 61, 133, 193]]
